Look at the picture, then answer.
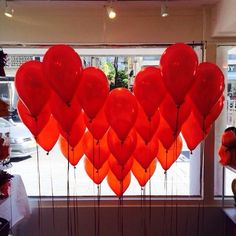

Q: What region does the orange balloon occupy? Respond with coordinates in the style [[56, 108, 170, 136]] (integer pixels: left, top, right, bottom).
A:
[[108, 155, 133, 181], [82, 131, 110, 170], [135, 105, 160, 144], [132, 159, 157, 187], [133, 134, 159, 170], [36, 116, 59, 152], [59, 136, 84, 166], [157, 136, 182, 171], [107, 128, 137, 167], [84, 158, 109, 185], [107, 171, 131, 198]]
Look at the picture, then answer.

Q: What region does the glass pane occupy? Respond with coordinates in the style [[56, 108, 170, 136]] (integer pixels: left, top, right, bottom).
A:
[[2, 46, 201, 197]]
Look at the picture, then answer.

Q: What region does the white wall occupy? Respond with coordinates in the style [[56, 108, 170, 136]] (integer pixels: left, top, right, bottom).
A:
[[0, 2, 205, 45]]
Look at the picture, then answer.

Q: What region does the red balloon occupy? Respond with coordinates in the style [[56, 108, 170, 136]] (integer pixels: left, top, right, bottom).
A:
[[43, 45, 82, 105], [84, 106, 109, 140], [156, 116, 178, 150], [133, 66, 166, 119], [60, 111, 86, 148], [36, 116, 59, 152], [190, 62, 225, 117], [84, 158, 109, 185], [132, 159, 157, 187], [107, 171, 131, 198], [181, 112, 209, 151], [50, 92, 81, 135], [204, 95, 224, 129], [157, 136, 182, 171], [105, 88, 138, 141], [15, 60, 50, 117], [77, 67, 109, 120], [160, 43, 198, 106], [59, 136, 84, 166], [159, 95, 191, 135], [133, 134, 159, 170], [82, 131, 110, 170], [17, 100, 51, 137], [107, 128, 137, 167], [108, 155, 133, 181], [135, 105, 160, 144]]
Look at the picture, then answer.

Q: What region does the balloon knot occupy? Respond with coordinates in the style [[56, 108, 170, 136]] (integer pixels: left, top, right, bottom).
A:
[[148, 116, 152, 122], [96, 140, 99, 145], [89, 119, 93, 124], [145, 169, 147, 173], [121, 140, 124, 145], [47, 152, 49, 155], [66, 102, 71, 107], [74, 166, 76, 170], [164, 170, 167, 175], [190, 150, 193, 155], [96, 169, 98, 173]]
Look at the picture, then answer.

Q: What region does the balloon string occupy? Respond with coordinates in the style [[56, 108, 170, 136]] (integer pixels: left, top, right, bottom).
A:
[[92, 137, 97, 236], [97, 184, 101, 236], [36, 142, 42, 236], [174, 105, 181, 137], [174, 139, 178, 236], [49, 153, 55, 231], [143, 186, 147, 236], [73, 166, 78, 236], [148, 177, 152, 236], [66, 139, 71, 236]]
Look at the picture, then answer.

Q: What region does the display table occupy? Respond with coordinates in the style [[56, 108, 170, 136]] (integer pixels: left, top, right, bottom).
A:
[[0, 175, 30, 227]]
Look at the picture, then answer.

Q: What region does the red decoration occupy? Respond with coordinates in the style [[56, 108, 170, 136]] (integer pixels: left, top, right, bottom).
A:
[[107, 128, 137, 167], [132, 159, 157, 187], [133, 134, 159, 170], [77, 67, 109, 120], [15, 60, 50, 117], [82, 131, 110, 170], [50, 92, 81, 135], [160, 43, 198, 106], [108, 155, 133, 181], [157, 136, 183, 171], [36, 116, 59, 152], [84, 158, 109, 185], [107, 171, 131, 198], [105, 88, 138, 141], [84, 106, 109, 140], [43, 45, 82, 105], [135, 105, 160, 144], [17, 100, 51, 137], [133, 66, 166, 119], [59, 136, 84, 166], [190, 62, 224, 118]]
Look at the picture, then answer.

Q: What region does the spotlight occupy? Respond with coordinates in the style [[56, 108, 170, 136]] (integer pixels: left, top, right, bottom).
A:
[[4, 1, 14, 18], [161, 3, 168, 18], [106, 6, 116, 19]]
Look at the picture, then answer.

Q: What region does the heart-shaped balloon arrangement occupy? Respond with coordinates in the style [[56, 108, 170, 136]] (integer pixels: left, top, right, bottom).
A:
[[14, 43, 224, 197]]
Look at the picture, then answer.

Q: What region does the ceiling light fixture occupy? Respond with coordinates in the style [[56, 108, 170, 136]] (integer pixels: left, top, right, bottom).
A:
[[161, 1, 168, 18], [106, 6, 116, 19], [4, 1, 14, 18]]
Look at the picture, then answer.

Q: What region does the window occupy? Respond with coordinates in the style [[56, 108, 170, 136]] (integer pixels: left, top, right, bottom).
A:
[[2, 45, 203, 197], [215, 45, 236, 197]]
